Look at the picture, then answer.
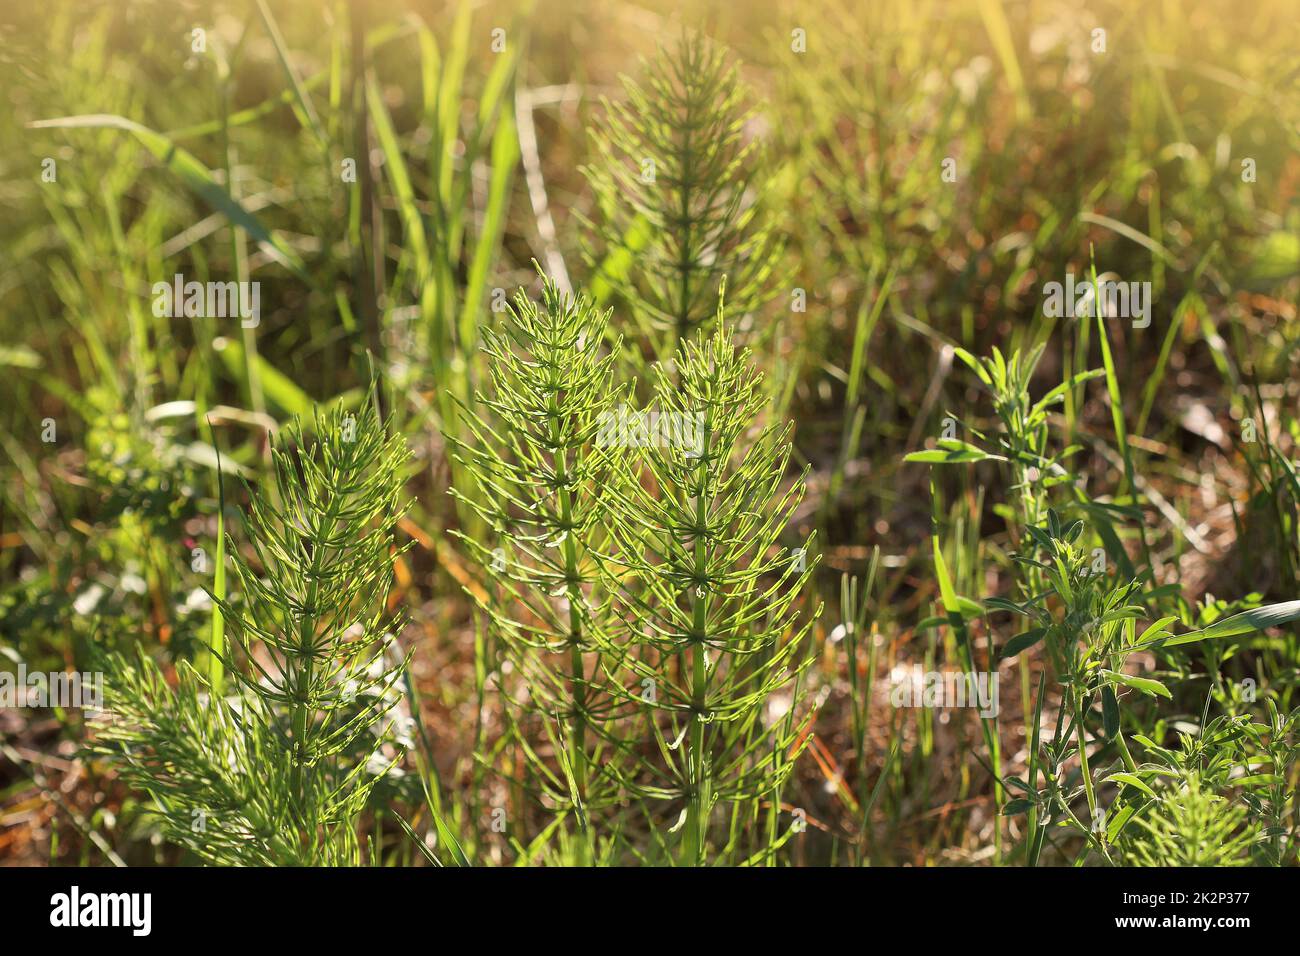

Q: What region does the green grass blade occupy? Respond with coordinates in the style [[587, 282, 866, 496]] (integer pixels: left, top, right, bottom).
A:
[[28, 114, 312, 283], [255, 0, 329, 149]]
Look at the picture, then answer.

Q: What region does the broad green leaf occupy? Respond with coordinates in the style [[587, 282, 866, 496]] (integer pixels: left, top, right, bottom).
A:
[[952, 346, 990, 385], [1234, 774, 1281, 787], [1000, 627, 1046, 659], [984, 597, 1026, 615], [932, 537, 960, 618], [904, 440, 1005, 464], [1136, 615, 1178, 647], [1101, 685, 1119, 738], [1105, 772, 1156, 799], [1104, 669, 1172, 699]]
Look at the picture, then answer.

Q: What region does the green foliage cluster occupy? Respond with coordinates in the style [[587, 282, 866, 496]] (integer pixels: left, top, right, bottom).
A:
[[910, 319, 1300, 865], [94, 402, 410, 865], [451, 273, 819, 865], [581, 34, 786, 357]]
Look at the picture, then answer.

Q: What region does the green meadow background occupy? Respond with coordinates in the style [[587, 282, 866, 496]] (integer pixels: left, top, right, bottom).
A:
[[1, 0, 1297, 865]]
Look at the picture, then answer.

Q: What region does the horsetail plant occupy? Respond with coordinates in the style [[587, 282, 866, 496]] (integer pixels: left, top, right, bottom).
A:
[[581, 34, 785, 358], [1122, 772, 1259, 867], [93, 397, 412, 865], [599, 318, 821, 865], [447, 273, 630, 864]]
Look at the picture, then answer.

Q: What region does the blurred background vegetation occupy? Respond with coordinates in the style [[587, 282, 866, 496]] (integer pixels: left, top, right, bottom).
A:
[[1, 0, 1297, 865]]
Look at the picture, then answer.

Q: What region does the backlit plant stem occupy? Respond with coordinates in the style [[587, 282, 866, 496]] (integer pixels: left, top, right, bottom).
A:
[[684, 420, 713, 866], [553, 437, 591, 865], [1071, 690, 1098, 826]]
